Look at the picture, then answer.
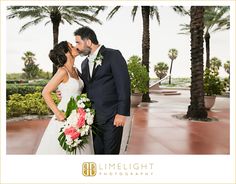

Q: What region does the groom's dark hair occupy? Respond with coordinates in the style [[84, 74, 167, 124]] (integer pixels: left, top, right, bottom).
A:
[[74, 26, 99, 45]]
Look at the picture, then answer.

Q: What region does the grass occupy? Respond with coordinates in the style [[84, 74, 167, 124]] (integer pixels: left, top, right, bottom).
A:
[[151, 77, 191, 88]]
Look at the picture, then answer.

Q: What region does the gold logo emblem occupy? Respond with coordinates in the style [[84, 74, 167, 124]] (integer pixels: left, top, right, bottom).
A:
[[82, 162, 97, 176]]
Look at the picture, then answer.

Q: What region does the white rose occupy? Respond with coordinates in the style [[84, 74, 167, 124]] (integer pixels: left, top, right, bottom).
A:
[[67, 110, 77, 125], [77, 102, 85, 108], [66, 136, 73, 145]]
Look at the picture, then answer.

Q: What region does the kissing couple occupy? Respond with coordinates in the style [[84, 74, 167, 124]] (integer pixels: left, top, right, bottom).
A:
[[36, 26, 131, 155]]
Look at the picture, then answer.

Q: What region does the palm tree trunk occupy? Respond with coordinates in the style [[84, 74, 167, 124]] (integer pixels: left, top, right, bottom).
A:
[[169, 59, 174, 84], [52, 22, 59, 75], [141, 6, 151, 102], [186, 6, 207, 120], [51, 8, 61, 76], [205, 31, 210, 69]]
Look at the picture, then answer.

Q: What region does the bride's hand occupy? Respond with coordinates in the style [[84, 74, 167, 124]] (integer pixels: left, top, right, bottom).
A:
[[55, 111, 65, 121]]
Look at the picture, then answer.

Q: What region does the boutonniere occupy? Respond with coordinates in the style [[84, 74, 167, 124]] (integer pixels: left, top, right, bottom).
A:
[[94, 53, 103, 67]]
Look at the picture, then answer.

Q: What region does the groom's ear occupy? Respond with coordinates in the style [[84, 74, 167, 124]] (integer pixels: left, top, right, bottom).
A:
[[86, 39, 92, 47]]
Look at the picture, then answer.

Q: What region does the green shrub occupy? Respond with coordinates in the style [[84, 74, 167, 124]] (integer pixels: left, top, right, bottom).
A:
[[7, 94, 27, 117], [6, 79, 28, 84], [127, 55, 149, 94], [7, 92, 59, 118], [6, 85, 44, 100], [204, 60, 225, 96], [6, 73, 24, 80]]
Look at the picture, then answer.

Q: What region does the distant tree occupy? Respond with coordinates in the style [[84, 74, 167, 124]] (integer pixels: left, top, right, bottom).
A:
[[168, 48, 178, 84], [224, 60, 230, 75], [154, 62, 169, 84], [209, 57, 222, 73], [128, 55, 142, 63], [37, 69, 52, 79], [223, 60, 230, 91], [21, 51, 40, 79]]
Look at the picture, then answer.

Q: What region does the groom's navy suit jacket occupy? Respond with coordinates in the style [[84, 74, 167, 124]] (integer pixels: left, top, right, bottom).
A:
[[80, 46, 130, 123]]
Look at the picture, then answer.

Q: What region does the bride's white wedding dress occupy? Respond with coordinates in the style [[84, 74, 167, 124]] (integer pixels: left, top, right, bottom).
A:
[[36, 70, 94, 154]]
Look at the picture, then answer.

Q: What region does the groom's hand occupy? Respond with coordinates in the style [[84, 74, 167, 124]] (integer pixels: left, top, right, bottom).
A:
[[114, 114, 126, 127], [56, 90, 62, 100]]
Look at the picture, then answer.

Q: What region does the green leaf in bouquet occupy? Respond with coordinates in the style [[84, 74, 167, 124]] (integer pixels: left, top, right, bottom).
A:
[[84, 101, 91, 108], [76, 93, 87, 101], [65, 97, 77, 118]]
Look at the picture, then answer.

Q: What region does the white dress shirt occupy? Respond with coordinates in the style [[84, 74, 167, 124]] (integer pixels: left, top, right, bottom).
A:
[[87, 45, 102, 77]]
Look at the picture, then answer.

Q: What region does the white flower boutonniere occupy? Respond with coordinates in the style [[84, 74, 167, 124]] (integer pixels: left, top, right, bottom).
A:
[[94, 53, 103, 67]]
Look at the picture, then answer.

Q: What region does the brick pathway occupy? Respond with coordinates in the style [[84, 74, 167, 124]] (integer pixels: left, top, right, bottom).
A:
[[6, 90, 229, 154]]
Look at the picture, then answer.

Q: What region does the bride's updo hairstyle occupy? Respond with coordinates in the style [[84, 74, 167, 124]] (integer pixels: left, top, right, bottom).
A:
[[49, 41, 69, 67]]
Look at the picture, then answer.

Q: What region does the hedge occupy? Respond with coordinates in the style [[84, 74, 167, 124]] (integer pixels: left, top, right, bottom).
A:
[[7, 92, 59, 118], [6, 85, 44, 100]]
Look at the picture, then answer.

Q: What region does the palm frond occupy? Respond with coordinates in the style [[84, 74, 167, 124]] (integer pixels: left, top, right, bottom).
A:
[[107, 6, 121, 20], [172, 6, 190, 16], [150, 6, 160, 24], [19, 16, 47, 32], [131, 6, 138, 22], [91, 6, 107, 16], [72, 20, 85, 27], [7, 6, 46, 19], [44, 20, 51, 26], [71, 12, 102, 24], [178, 23, 190, 34]]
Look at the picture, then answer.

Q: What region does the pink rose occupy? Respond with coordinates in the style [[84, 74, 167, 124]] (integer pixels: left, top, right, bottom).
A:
[[77, 116, 85, 128], [71, 131, 80, 140], [77, 108, 86, 118], [64, 127, 76, 135]]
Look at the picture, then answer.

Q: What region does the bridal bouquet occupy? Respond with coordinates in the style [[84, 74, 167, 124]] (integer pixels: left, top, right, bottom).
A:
[[58, 93, 95, 154]]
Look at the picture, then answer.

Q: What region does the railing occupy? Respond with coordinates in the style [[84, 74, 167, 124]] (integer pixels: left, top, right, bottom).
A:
[[149, 74, 170, 88]]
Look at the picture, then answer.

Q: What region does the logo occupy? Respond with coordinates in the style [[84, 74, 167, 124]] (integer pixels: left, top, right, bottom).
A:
[[82, 162, 97, 176]]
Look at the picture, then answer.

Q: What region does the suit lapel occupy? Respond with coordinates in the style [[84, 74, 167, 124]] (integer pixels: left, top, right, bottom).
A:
[[91, 46, 106, 79]]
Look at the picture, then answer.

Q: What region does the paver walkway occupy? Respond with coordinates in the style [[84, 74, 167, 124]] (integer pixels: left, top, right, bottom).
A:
[[6, 90, 229, 154]]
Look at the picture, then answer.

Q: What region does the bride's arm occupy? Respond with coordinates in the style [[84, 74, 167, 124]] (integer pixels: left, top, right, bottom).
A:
[[42, 68, 67, 121]]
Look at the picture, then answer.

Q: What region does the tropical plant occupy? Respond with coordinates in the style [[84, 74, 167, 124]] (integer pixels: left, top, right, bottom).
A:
[[107, 6, 160, 102], [223, 60, 230, 91], [7, 92, 59, 118], [127, 55, 149, 94], [204, 69, 225, 96], [7, 6, 105, 75], [154, 62, 169, 84], [168, 48, 178, 84], [179, 6, 230, 69], [21, 51, 40, 79], [186, 6, 208, 120], [204, 57, 225, 96], [224, 60, 230, 74]]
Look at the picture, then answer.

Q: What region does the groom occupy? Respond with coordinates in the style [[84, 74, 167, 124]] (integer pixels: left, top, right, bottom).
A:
[[74, 26, 130, 154]]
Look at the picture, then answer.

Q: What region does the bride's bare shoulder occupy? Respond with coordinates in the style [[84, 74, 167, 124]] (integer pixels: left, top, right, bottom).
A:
[[56, 67, 68, 76], [52, 67, 69, 83]]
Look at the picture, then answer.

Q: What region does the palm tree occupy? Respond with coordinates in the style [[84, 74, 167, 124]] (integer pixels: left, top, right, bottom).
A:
[[204, 6, 229, 68], [7, 6, 105, 75], [154, 62, 169, 84], [21, 51, 36, 66], [21, 51, 39, 79], [168, 48, 178, 84], [107, 6, 160, 102], [186, 6, 207, 120], [179, 6, 230, 69]]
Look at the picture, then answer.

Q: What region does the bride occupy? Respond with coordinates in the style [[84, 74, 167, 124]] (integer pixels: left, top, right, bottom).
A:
[[36, 41, 94, 154]]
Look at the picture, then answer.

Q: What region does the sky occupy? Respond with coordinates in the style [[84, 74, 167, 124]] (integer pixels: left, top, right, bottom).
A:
[[5, 6, 230, 78]]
